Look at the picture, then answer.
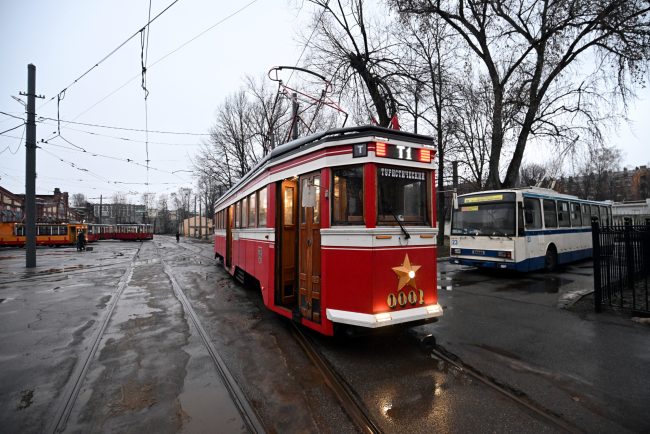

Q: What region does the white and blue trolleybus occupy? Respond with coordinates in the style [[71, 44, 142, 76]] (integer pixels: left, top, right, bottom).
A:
[[449, 187, 612, 271]]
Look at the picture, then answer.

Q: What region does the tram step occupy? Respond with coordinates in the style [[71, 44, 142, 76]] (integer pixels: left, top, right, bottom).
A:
[[234, 268, 245, 284]]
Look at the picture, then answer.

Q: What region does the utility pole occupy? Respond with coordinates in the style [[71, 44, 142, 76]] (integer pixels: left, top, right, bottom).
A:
[[21, 64, 42, 268], [193, 195, 197, 238], [199, 196, 202, 239]]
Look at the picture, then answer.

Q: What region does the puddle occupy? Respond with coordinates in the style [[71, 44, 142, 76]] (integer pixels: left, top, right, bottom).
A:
[[493, 276, 574, 294]]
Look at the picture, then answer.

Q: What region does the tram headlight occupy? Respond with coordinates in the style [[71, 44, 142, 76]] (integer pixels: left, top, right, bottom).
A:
[[375, 312, 392, 322], [408, 270, 416, 279]]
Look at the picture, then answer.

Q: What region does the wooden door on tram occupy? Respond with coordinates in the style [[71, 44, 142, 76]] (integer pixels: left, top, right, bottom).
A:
[[278, 180, 298, 306], [226, 205, 233, 268], [299, 172, 321, 323]]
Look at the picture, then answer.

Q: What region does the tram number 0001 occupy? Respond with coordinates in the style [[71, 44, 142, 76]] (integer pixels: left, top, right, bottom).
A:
[[387, 289, 425, 308]]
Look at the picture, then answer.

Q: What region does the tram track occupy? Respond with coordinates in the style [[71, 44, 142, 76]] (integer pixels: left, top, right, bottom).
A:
[[48, 243, 144, 434], [423, 339, 582, 434], [155, 241, 266, 434], [291, 324, 382, 434]]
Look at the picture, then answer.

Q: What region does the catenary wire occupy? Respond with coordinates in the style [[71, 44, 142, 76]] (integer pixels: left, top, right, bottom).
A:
[[66, 0, 262, 122]]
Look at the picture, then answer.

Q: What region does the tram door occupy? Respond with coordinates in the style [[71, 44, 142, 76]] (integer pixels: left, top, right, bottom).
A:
[[277, 180, 298, 306], [299, 172, 321, 323], [226, 205, 233, 268]]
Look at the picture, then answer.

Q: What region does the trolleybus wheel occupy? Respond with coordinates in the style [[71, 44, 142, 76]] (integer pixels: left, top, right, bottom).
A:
[[544, 246, 558, 272]]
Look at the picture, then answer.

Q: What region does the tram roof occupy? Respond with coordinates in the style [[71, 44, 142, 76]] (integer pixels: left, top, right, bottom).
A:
[[216, 125, 434, 207]]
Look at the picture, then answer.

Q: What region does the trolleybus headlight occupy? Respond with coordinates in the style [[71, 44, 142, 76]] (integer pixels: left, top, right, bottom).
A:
[[375, 312, 392, 322], [497, 251, 512, 259], [452, 248, 461, 255]]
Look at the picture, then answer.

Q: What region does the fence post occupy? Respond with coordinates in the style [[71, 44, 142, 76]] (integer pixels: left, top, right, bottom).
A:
[[592, 217, 602, 313], [624, 218, 634, 297]]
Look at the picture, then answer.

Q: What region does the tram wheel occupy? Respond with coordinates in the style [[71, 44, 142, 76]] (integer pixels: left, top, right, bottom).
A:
[[544, 246, 558, 272]]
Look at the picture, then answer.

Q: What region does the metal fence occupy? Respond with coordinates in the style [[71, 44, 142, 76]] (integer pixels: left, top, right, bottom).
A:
[[592, 218, 650, 314]]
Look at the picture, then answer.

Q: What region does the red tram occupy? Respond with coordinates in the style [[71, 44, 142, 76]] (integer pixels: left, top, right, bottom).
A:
[[213, 126, 442, 336], [114, 224, 154, 241]]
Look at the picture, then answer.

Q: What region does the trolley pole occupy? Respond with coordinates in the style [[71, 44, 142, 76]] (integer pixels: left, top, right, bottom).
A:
[[23, 64, 38, 268]]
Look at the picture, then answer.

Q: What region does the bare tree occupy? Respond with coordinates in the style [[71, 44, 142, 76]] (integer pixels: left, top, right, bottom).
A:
[[395, 14, 460, 244], [518, 162, 548, 187], [305, 0, 400, 126], [394, 0, 650, 188], [71, 193, 86, 208]]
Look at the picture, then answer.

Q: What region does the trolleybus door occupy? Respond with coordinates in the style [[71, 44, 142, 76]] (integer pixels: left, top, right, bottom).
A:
[[299, 173, 321, 323], [226, 205, 233, 268], [278, 179, 298, 306]]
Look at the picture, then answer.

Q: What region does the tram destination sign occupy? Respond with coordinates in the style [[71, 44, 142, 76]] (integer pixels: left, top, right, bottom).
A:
[[373, 142, 432, 163]]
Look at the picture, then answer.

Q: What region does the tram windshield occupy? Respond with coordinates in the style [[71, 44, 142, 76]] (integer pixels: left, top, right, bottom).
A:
[[451, 194, 516, 236], [377, 166, 428, 225]]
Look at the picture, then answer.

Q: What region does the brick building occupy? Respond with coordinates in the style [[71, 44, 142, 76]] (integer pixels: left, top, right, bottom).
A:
[[0, 186, 73, 222]]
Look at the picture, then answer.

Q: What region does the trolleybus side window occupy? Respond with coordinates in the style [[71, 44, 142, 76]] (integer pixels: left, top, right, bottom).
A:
[[570, 202, 582, 227], [523, 197, 542, 229], [599, 206, 608, 224], [558, 201, 570, 227], [332, 166, 364, 225], [591, 205, 599, 221], [258, 188, 267, 226], [377, 166, 428, 225], [581, 204, 591, 226], [248, 193, 256, 228], [543, 199, 558, 228]]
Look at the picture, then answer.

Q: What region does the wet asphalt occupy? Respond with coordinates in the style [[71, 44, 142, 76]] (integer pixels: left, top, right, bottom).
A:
[[1, 238, 648, 433]]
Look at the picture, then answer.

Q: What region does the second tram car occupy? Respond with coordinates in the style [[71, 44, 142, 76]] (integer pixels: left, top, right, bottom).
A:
[[214, 126, 443, 336]]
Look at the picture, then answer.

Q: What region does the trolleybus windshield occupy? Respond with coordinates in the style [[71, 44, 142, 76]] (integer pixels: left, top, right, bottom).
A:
[[452, 193, 516, 236]]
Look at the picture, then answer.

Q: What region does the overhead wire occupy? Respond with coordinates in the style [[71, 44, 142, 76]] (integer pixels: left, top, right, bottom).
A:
[[1, 124, 25, 136], [37, 121, 200, 146], [66, 0, 262, 122], [37, 116, 209, 136], [0, 125, 26, 155], [38, 0, 182, 111]]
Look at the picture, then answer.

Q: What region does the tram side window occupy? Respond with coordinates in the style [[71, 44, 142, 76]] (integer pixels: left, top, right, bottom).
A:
[[15, 225, 25, 236], [523, 198, 542, 229], [581, 204, 591, 226], [235, 202, 241, 228], [557, 201, 570, 227], [258, 188, 267, 227], [570, 202, 582, 227], [543, 200, 558, 228], [241, 198, 248, 228], [248, 193, 256, 228], [332, 166, 364, 225], [37, 226, 51, 236]]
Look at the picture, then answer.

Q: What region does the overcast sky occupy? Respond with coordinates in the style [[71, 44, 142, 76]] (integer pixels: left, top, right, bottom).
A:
[[0, 0, 313, 203], [1, 0, 648, 205]]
